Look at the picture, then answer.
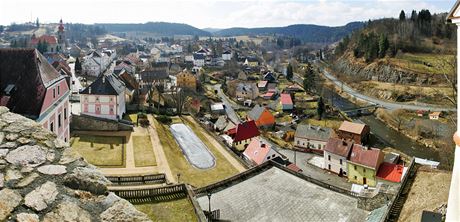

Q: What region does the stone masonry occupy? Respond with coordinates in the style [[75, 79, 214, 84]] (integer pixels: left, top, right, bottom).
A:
[[0, 107, 151, 221]]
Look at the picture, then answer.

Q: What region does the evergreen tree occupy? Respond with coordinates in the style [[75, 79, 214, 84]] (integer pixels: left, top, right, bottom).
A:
[[317, 97, 325, 120], [399, 10, 406, 21], [75, 57, 82, 74], [378, 34, 389, 58], [286, 63, 293, 80], [303, 64, 315, 93], [410, 10, 418, 22]]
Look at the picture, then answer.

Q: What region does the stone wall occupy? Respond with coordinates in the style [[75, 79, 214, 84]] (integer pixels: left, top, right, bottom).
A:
[[71, 114, 133, 131], [0, 107, 150, 221]]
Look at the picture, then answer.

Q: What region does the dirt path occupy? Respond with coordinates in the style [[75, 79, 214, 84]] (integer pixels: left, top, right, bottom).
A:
[[148, 115, 176, 183], [183, 116, 246, 173]]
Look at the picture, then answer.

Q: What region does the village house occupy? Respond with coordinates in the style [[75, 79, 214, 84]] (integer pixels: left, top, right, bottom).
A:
[[226, 120, 260, 151], [236, 83, 259, 100], [222, 50, 232, 61], [210, 102, 225, 115], [324, 138, 353, 176], [247, 104, 276, 128], [244, 57, 259, 67], [294, 124, 332, 152], [140, 70, 169, 90], [80, 73, 126, 120], [0, 49, 70, 142], [347, 144, 384, 186], [263, 71, 277, 83], [280, 93, 294, 111], [243, 138, 282, 166], [176, 71, 197, 91], [337, 121, 370, 145], [429, 111, 441, 120], [258, 80, 268, 91], [193, 53, 205, 67]]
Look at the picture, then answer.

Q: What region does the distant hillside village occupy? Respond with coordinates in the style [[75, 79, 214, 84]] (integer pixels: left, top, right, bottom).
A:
[[0, 13, 453, 221]]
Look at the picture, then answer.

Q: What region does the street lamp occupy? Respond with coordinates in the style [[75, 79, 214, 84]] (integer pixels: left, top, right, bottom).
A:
[[207, 192, 212, 221]]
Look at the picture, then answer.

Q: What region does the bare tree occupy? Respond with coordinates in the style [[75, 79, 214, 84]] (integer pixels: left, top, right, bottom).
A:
[[434, 55, 457, 105], [392, 109, 406, 131]]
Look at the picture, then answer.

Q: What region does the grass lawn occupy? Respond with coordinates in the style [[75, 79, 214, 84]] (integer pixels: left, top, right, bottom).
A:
[[134, 198, 198, 222], [132, 136, 157, 167], [71, 135, 125, 167], [123, 114, 138, 124], [154, 117, 239, 188]]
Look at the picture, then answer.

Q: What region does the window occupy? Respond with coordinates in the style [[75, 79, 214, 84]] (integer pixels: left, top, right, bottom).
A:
[[267, 156, 270, 160], [64, 108, 67, 120], [297, 140, 300, 145], [363, 168, 366, 173], [272, 154, 275, 157], [354, 165, 357, 170], [354, 176, 357, 180], [328, 164, 331, 170], [340, 159, 342, 165], [57, 86, 60, 95], [328, 155, 331, 161], [58, 114, 62, 128], [96, 97, 99, 101], [50, 122, 54, 132], [53, 88, 56, 98]]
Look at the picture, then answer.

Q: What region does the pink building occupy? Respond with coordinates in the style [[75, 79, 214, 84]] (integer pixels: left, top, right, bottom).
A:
[[0, 49, 70, 142], [80, 74, 126, 120]]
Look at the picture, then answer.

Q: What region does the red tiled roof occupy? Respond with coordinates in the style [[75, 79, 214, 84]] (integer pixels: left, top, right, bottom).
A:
[[287, 163, 303, 172], [243, 139, 271, 165], [231, 120, 260, 142], [349, 144, 382, 169], [280, 93, 293, 105], [324, 138, 353, 157], [30, 35, 57, 45], [377, 162, 404, 183]]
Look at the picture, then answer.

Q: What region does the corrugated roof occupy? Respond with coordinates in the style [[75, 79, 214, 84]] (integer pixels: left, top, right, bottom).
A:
[[295, 124, 332, 141]]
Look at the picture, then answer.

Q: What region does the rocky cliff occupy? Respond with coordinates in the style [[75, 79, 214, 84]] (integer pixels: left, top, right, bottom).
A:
[[0, 107, 151, 221], [333, 57, 444, 85]]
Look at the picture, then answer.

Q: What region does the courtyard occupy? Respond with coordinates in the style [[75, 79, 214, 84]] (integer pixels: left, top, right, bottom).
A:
[[71, 134, 125, 167]]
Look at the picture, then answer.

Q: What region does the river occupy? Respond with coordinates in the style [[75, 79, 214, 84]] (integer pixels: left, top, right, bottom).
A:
[[319, 86, 440, 162]]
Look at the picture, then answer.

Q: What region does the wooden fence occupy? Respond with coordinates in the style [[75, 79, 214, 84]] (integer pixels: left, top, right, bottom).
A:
[[106, 173, 166, 186]]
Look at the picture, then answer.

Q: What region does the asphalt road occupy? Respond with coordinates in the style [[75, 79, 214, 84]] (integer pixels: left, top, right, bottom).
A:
[[320, 69, 456, 112], [213, 84, 241, 124]]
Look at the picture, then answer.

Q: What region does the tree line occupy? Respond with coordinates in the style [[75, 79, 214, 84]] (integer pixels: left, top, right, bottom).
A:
[[335, 9, 456, 62]]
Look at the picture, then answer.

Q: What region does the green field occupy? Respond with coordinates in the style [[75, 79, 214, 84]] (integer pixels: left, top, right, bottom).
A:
[[134, 198, 198, 222], [133, 136, 157, 167], [71, 135, 125, 167]]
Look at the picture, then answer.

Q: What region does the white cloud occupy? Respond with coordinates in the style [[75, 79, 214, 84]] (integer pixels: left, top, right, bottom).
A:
[[0, 0, 454, 28]]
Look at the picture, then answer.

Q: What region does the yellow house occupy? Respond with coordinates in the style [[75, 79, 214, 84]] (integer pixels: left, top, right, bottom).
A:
[[347, 144, 384, 187], [176, 71, 197, 91], [244, 57, 259, 67]]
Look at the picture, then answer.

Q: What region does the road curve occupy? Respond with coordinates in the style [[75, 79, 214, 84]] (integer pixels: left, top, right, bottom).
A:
[[320, 69, 456, 112]]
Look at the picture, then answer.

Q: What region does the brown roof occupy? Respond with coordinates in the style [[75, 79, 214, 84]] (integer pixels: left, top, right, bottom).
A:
[[338, 121, 367, 135], [0, 48, 62, 119], [448, 0, 460, 20], [324, 138, 353, 158], [349, 144, 382, 169]]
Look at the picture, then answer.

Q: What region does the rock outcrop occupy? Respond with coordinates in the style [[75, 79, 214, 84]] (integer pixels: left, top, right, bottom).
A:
[[333, 58, 444, 85], [0, 107, 151, 221]]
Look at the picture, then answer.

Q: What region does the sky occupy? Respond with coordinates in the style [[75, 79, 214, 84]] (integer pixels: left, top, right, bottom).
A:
[[0, 0, 456, 28]]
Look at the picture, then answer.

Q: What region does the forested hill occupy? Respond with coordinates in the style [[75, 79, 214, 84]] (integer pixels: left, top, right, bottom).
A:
[[98, 22, 211, 36], [334, 10, 456, 63], [214, 22, 365, 43]]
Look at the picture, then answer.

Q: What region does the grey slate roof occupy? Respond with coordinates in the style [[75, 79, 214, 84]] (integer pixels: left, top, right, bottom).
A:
[[193, 53, 205, 60], [248, 104, 265, 120], [294, 124, 332, 141], [140, 70, 169, 81], [80, 73, 125, 95]]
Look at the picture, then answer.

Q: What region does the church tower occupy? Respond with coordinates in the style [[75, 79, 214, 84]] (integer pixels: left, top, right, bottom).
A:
[[57, 19, 65, 52]]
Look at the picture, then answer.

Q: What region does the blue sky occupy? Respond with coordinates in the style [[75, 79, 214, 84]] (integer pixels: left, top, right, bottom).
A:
[[0, 0, 456, 28]]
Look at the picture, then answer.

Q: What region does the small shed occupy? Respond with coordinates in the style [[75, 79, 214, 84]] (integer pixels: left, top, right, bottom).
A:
[[429, 111, 441, 120]]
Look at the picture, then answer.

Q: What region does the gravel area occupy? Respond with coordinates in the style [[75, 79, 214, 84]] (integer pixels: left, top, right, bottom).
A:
[[170, 124, 215, 169]]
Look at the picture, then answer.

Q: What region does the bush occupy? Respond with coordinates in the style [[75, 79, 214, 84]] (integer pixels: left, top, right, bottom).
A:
[[156, 115, 172, 124]]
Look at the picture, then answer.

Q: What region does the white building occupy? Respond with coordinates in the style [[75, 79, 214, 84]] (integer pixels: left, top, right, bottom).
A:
[[323, 138, 353, 176]]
